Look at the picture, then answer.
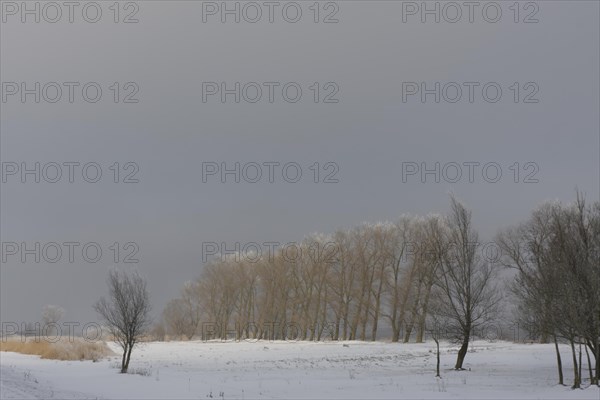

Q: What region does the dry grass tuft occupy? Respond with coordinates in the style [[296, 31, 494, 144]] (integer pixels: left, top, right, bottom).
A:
[[0, 337, 115, 361]]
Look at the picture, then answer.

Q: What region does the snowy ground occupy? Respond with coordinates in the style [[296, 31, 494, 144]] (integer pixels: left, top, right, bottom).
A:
[[1, 340, 598, 399]]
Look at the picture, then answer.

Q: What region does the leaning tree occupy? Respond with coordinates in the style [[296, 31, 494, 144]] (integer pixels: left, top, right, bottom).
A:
[[436, 196, 501, 370]]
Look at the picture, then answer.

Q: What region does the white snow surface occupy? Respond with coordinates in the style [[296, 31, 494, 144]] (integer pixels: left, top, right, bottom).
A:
[[1, 340, 598, 399]]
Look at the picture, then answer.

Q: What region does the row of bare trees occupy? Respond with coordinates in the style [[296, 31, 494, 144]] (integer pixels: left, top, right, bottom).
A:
[[94, 192, 597, 381], [162, 197, 501, 370], [497, 193, 600, 387]]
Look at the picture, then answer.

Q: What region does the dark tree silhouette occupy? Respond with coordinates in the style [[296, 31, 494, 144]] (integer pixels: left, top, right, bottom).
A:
[[94, 269, 151, 373]]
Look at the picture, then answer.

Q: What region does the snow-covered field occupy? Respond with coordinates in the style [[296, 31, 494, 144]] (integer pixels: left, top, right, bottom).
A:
[[1, 340, 598, 399]]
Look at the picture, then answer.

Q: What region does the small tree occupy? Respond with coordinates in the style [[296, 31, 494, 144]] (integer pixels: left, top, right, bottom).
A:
[[94, 270, 152, 373], [427, 287, 451, 378], [41, 305, 64, 336], [427, 315, 443, 378]]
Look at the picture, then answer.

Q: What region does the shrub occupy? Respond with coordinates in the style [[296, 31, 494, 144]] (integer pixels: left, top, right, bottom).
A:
[[0, 337, 115, 361]]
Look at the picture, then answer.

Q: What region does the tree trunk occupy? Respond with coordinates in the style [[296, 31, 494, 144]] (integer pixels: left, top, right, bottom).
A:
[[416, 325, 425, 344], [415, 317, 425, 343], [403, 321, 414, 343], [360, 307, 368, 341], [455, 333, 470, 370], [595, 340, 599, 386], [585, 344, 593, 384], [404, 282, 422, 343], [434, 337, 441, 377], [120, 344, 129, 373], [371, 265, 385, 341], [371, 291, 381, 341], [392, 324, 400, 342], [578, 342, 583, 387], [317, 292, 328, 341], [124, 342, 134, 373], [416, 281, 433, 343], [570, 339, 580, 389], [342, 302, 349, 340], [554, 335, 564, 385]]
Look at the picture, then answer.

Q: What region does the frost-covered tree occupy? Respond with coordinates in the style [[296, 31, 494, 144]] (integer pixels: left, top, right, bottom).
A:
[[41, 305, 64, 336]]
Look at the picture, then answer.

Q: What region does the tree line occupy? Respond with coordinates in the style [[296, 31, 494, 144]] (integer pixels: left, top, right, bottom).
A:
[[159, 194, 582, 369], [94, 192, 598, 385]]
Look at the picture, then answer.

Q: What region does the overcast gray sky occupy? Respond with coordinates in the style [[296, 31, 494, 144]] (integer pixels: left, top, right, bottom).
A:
[[1, 1, 598, 324]]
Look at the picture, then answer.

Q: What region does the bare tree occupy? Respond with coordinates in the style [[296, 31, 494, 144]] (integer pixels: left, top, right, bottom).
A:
[[163, 298, 196, 339], [328, 229, 358, 340], [498, 193, 600, 387], [382, 217, 411, 342], [162, 280, 204, 340], [545, 195, 599, 388], [497, 203, 566, 384], [403, 216, 445, 343], [41, 305, 64, 336], [150, 319, 167, 342], [436, 196, 501, 370], [94, 270, 152, 373], [426, 296, 449, 378]]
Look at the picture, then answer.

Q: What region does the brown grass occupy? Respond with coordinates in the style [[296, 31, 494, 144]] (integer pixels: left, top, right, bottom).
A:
[[0, 337, 115, 361]]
